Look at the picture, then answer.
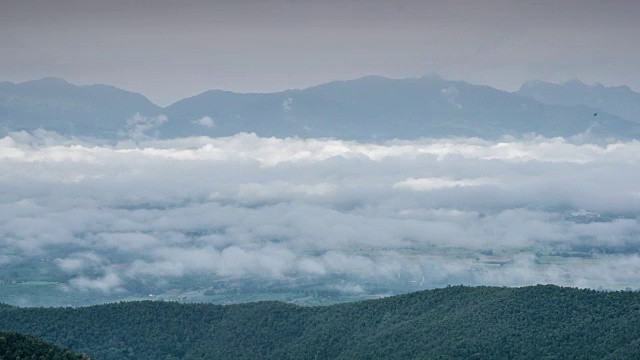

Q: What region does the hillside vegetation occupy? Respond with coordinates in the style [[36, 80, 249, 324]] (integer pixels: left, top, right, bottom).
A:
[[2, 285, 640, 359], [0, 331, 90, 360]]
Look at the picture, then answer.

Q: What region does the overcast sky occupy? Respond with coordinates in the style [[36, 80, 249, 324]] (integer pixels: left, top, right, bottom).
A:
[[2, 0, 639, 106]]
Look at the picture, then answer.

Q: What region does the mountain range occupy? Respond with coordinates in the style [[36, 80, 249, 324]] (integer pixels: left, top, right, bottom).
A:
[[517, 79, 640, 124], [1, 76, 639, 140], [0, 78, 161, 138]]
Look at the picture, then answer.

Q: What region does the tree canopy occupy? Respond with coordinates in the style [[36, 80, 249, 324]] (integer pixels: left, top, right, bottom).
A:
[[2, 285, 640, 359]]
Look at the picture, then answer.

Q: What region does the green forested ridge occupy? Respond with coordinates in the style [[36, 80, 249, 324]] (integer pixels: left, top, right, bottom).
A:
[[0, 331, 91, 360], [2, 285, 640, 359]]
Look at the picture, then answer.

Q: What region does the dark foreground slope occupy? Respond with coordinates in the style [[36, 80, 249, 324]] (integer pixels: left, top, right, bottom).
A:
[[0, 331, 91, 360], [2, 285, 640, 359]]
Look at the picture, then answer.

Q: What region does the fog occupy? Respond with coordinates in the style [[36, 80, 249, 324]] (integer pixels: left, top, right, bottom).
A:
[[1, 130, 639, 294]]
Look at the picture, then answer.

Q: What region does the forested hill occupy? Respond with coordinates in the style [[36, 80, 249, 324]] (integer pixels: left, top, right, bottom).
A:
[[0, 331, 91, 360], [2, 285, 640, 359]]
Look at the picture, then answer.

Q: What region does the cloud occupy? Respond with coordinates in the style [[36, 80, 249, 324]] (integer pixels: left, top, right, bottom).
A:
[[192, 116, 215, 128], [1, 131, 640, 297], [121, 113, 168, 139], [441, 86, 463, 109], [0, 254, 16, 266], [282, 97, 293, 113], [69, 272, 123, 293], [393, 177, 498, 191], [54, 252, 105, 272]]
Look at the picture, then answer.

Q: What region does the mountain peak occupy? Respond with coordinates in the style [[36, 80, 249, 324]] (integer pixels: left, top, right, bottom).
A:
[[14, 77, 75, 91], [0, 77, 162, 137], [22, 77, 72, 86], [420, 72, 444, 81], [614, 84, 633, 92], [564, 79, 587, 87], [519, 79, 553, 90]]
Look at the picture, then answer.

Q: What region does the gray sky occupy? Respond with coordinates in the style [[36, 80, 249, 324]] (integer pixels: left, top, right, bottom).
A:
[[1, 0, 639, 106]]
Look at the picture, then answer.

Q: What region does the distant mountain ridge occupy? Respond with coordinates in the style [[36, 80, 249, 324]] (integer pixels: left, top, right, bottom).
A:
[[517, 79, 640, 124], [2, 285, 640, 359], [1, 76, 639, 140], [0, 77, 162, 136], [164, 74, 639, 139]]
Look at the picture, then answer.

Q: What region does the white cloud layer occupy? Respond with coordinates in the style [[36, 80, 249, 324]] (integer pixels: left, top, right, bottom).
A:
[[1, 131, 640, 293]]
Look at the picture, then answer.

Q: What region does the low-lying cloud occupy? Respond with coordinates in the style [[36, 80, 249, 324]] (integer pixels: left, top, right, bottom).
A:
[[1, 131, 639, 294], [192, 116, 215, 128], [121, 113, 168, 140]]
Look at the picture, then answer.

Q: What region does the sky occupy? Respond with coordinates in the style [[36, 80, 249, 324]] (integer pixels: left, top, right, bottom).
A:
[[1, 0, 639, 106]]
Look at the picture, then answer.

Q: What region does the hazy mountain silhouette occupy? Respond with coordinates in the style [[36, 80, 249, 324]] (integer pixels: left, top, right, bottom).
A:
[[0, 77, 161, 136], [164, 75, 639, 139], [517, 79, 640, 124], [1, 76, 639, 140]]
